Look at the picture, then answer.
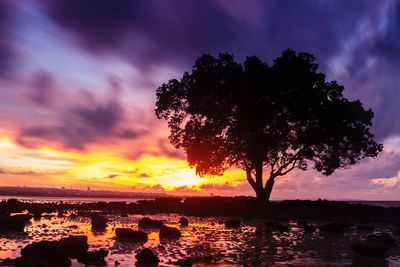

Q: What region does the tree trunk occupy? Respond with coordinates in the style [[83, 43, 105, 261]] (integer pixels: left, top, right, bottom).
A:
[[246, 164, 276, 205]]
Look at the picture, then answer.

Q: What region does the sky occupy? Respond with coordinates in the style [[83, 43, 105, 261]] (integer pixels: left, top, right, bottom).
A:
[[0, 0, 399, 200]]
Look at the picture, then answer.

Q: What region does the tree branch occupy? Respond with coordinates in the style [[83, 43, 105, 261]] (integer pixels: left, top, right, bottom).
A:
[[245, 167, 256, 190], [273, 147, 304, 177]]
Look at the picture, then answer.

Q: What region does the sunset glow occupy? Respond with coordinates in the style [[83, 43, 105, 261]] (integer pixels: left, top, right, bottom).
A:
[[0, 0, 399, 200]]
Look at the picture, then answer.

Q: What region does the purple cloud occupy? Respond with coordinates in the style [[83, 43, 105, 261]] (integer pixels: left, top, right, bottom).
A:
[[17, 97, 146, 150]]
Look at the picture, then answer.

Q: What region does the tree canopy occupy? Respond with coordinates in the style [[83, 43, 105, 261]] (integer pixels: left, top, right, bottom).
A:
[[155, 49, 383, 202]]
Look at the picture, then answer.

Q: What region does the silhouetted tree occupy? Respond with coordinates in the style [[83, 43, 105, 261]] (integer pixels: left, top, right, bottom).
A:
[[155, 49, 383, 203]]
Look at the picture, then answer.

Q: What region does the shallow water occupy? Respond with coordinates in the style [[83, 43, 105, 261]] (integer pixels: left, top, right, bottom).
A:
[[0, 212, 399, 266]]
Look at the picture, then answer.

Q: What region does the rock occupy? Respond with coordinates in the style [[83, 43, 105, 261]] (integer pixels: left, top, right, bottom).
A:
[[0, 214, 32, 232], [393, 228, 400, 236], [351, 242, 389, 258], [115, 228, 148, 242], [171, 259, 193, 266], [356, 224, 374, 231], [91, 215, 108, 230], [265, 221, 289, 231], [0, 257, 14, 266], [121, 213, 128, 217], [138, 217, 163, 229], [178, 217, 189, 227], [319, 222, 344, 233], [135, 248, 159, 265], [17, 235, 89, 266], [15, 255, 71, 267], [367, 233, 397, 247], [159, 226, 181, 239], [77, 249, 108, 264], [58, 235, 89, 258], [225, 219, 241, 228], [32, 212, 42, 221]]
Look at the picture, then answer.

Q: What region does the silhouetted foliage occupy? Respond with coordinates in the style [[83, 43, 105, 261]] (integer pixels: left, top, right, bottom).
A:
[[155, 49, 383, 203]]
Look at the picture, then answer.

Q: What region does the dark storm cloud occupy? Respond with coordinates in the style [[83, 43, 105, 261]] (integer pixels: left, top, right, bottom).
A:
[[42, 0, 399, 140], [43, 0, 379, 70], [44, 0, 241, 70], [17, 99, 145, 150]]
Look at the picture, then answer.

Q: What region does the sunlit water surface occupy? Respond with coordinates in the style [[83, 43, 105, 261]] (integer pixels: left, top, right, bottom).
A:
[[0, 212, 399, 266]]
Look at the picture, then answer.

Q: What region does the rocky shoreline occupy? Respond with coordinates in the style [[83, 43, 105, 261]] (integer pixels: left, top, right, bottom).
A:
[[0, 198, 398, 266]]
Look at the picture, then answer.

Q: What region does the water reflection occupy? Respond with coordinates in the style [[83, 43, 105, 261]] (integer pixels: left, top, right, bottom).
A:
[[0, 212, 399, 266]]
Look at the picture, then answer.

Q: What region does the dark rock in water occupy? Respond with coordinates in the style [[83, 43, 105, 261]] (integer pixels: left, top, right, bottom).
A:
[[32, 212, 42, 221], [58, 235, 89, 258], [178, 217, 189, 227], [15, 255, 71, 267], [356, 224, 374, 231], [367, 233, 397, 247], [393, 228, 400, 236], [138, 217, 163, 229], [225, 219, 241, 228], [77, 249, 108, 264], [159, 225, 181, 239], [115, 228, 148, 242], [0, 214, 32, 232], [0, 257, 14, 266], [17, 235, 89, 266], [57, 210, 64, 217], [91, 215, 108, 230], [319, 222, 345, 233], [265, 221, 288, 231], [135, 248, 159, 265], [351, 242, 389, 258], [171, 259, 193, 266], [121, 213, 128, 217]]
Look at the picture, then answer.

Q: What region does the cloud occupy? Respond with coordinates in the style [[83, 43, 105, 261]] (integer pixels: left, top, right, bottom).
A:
[[370, 174, 400, 189], [16, 97, 146, 150], [0, 1, 17, 78], [0, 168, 40, 175], [29, 70, 56, 106], [105, 174, 119, 179]]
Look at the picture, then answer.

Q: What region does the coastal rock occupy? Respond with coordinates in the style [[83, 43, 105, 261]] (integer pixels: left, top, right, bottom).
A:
[[17, 235, 89, 266], [351, 242, 389, 258], [0, 214, 32, 232], [159, 226, 181, 239], [171, 259, 193, 266], [225, 219, 241, 228], [178, 217, 189, 227], [356, 224, 374, 231], [138, 217, 163, 229], [0, 257, 14, 266], [15, 255, 71, 267], [135, 248, 159, 265], [115, 228, 148, 242], [393, 228, 400, 236], [367, 233, 397, 247], [319, 222, 345, 233], [58, 235, 89, 258], [91, 215, 108, 230], [265, 221, 289, 232], [77, 249, 108, 264], [297, 221, 316, 232]]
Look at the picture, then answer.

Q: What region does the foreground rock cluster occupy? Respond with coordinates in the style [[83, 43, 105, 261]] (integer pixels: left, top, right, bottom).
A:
[[14, 235, 107, 267]]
